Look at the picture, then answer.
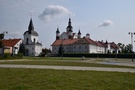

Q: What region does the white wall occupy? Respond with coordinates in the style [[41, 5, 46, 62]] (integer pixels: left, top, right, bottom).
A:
[[24, 33, 38, 44], [89, 44, 97, 53], [60, 32, 68, 39], [35, 45, 42, 56], [13, 39, 23, 54]]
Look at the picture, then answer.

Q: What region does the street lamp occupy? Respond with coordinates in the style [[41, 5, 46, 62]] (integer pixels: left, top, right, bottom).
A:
[[128, 32, 135, 62]]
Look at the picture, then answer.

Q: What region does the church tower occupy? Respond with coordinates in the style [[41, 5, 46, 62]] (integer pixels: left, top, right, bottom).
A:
[[56, 27, 60, 40], [24, 18, 39, 44], [23, 18, 42, 56], [66, 18, 73, 39]]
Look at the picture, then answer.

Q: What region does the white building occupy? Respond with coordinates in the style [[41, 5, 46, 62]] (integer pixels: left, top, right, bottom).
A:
[[23, 18, 42, 56], [52, 18, 119, 54]]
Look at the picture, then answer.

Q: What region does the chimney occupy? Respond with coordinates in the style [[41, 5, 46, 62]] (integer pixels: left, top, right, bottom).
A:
[[86, 33, 90, 38]]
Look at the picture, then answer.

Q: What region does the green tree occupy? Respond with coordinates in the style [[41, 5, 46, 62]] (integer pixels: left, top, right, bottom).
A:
[[0, 34, 4, 48], [58, 44, 64, 57], [0, 34, 4, 40], [125, 44, 132, 53], [42, 48, 51, 55], [118, 43, 133, 53], [18, 43, 26, 55]]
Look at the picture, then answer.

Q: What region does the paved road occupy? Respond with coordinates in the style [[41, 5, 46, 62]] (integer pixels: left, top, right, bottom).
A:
[[0, 64, 135, 73]]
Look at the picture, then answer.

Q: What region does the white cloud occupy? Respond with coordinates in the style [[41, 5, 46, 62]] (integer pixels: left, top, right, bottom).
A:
[[39, 5, 74, 22], [97, 20, 113, 27]]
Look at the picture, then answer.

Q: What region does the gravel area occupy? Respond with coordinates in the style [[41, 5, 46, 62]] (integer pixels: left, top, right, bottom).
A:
[[0, 58, 135, 73], [0, 64, 135, 73]]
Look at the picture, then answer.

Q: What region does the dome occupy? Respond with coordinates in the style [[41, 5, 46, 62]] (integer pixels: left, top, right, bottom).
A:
[[24, 30, 38, 36]]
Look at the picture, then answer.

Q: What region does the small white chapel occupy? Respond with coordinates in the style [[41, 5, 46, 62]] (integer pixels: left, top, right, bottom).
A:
[[23, 18, 42, 56]]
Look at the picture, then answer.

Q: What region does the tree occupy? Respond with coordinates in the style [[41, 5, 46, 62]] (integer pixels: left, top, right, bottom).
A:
[[117, 43, 132, 53], [58, 44, 64, 57], [0, 34, 4, 40], [18, 43, 26, 55], [0, 40, 2, 48], [0, 34, 4, 48], [42, 48, 51, 55], [125, 44, 132, 53]]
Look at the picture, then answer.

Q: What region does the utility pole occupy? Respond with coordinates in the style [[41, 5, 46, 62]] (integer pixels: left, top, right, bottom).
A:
[[128, 32, 135, 62]]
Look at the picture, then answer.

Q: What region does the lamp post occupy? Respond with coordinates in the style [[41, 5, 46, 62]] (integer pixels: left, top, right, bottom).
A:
[[128, 32, 135, 62]]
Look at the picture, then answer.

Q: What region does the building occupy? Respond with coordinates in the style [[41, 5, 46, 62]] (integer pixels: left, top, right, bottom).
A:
[[23, 18, 42, 56], [0, 38, 22, 55], [52, 18, 119, 54]]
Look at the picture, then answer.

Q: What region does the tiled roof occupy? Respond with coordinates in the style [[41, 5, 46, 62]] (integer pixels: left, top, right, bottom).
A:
[[52, 39, 79, 46], [52, 38, 100, 46], [94, 41, 103, 47], [98, 41, 108, 47], [84, 38, 97, 45], [2, 39, 21, 47], [109, 42, 119, 49]]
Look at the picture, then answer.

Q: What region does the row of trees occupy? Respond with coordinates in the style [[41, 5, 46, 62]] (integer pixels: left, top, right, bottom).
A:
[[117, 43, 132, 53]]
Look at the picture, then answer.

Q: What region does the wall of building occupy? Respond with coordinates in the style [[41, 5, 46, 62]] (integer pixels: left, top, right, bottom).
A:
[[13, 40, 22, 54], [89, 44, 97, 53], [35, 45, 42, 56]]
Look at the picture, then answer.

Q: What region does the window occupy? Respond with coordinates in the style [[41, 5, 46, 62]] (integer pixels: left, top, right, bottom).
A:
[[79, 46, 81, 49], [85, 46, 87, 49], [26, 38, 29, 44], [33, 38, 36, 43], [74, 46, 76, 49]]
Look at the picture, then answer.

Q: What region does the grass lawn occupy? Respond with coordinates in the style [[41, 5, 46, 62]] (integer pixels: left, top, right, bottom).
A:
[[0, 68, 135, 90]]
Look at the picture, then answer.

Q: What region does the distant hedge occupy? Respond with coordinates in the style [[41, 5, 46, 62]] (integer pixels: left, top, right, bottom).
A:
[[63, 53, 134, 58], [0, 53, 23, 60]]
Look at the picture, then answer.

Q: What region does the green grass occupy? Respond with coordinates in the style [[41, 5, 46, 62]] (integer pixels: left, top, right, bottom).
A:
[[0, 60, 135, 68], [0, 68, 135, 90]]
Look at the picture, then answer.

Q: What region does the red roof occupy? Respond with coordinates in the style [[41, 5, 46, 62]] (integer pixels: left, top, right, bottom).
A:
[[52, 38, 99, 46], [52, 39, 79, 46], [109, 42, 119, 49], [2, 39, 21, 47], [84, 38, 97, 45], [94, 41, 103, 47]]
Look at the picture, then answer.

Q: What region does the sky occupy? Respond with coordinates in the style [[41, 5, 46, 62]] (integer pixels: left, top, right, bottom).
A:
[[1, 0, 135, 49]]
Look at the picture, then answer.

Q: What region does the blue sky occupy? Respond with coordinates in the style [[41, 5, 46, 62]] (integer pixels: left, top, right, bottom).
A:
[[1, 0, 135, 49]]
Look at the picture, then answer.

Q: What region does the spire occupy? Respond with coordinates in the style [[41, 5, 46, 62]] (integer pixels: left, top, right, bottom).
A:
[[78, 30, 81, 39], [56, 27, 60, 40], [56, 27, 60, 33], [105, 40, 108, 44], [68, 18, 71, 26], [66, 18, 73, 33], [28, 18, 34, 33], [78, 30, 81, 35]]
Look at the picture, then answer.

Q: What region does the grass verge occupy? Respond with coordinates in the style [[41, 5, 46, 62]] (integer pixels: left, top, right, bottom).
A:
[[0, 68, 135, 90]]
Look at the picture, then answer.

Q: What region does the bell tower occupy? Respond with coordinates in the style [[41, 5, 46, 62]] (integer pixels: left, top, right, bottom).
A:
[[66, 18, 73, 39], [78, 30, 81, 38], [56, 27, 60, 40]]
